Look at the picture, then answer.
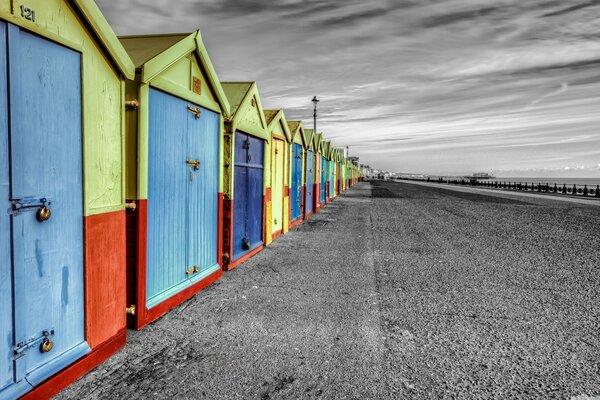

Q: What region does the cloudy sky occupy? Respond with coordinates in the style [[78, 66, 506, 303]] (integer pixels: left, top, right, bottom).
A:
[[96, 0, 600, 177]]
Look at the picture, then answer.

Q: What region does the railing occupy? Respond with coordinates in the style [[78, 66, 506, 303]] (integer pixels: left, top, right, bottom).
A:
[[395, 177, 600, 198]]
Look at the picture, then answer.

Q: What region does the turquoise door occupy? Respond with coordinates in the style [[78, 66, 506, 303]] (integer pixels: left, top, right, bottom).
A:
[[146, 89, 220, 308], [1, 24, 88, 399]]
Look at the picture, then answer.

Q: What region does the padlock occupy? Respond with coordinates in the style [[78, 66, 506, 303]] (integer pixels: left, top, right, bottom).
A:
[[40, 338, 53, 353], [37, 206, 51, 222]]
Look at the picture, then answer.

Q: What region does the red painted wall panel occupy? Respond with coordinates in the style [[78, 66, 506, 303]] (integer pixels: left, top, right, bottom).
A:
[[84, 210, 126, 349]]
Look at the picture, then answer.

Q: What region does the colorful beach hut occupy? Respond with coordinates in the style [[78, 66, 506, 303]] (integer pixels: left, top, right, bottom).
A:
[[265, 110, 292, 241], [119, 31, 230, 330], [221, 82, 270, 270], [0, 1, 135, 398], [287, 121, 309, 226], [322, 140, 333, 202], [302, 128, 316, 219], [314, 133, 327, 210]]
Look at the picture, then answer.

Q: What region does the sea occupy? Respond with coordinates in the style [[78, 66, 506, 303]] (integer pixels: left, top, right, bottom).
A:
[[479, 177, 600, 187]]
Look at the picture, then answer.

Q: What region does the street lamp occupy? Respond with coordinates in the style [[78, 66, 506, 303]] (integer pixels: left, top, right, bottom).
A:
[[312, 96, 319, 133]]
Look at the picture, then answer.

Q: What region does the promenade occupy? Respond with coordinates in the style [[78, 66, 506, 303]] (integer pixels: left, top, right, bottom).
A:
[[57, 181, 600, 399]]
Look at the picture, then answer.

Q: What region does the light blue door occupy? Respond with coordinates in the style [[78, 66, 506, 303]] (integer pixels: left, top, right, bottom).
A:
[[187, 105, 219, 278], [147, 89, 220, 308], [304, 151, 313, 215], [0, 20, 15, 397], [1, 25, 88, 399]]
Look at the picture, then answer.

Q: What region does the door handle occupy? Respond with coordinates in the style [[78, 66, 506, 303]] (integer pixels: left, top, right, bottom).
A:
[[186, 159, 200, 170]]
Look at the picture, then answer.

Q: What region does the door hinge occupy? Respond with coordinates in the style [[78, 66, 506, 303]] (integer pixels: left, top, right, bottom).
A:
[[187, 106, 201, 119], [125, 201, 137, 211], [186, 266, 200, 275], [125, 100, 139, 110], [126, 305, 136, 316], [186, 159, 200, 170], [13, 329, 55, 360]]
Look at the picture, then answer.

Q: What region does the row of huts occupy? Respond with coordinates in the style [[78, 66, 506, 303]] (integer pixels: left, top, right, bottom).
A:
[[0, 1, 362, 399]]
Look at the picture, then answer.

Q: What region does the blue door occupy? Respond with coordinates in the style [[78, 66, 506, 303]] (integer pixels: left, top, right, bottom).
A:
[[233, 132, 264, 261], [290, 144, 303, 221], [147, 89, 220, 308], [329, 161, 334, 197], [320, 156, 326, 203], [1, 25, 88, 399], [304, 151, 313, 215]]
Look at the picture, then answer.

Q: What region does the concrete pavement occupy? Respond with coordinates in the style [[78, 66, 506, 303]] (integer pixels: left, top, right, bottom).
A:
[[56, 181, 600, 399]]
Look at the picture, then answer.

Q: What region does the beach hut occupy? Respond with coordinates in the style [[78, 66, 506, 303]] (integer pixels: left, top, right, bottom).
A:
[[322, 140, 333, 202], [287, 121, 309, 226], [303, 128, 316, 219], [0, 1, 135, 398], [119, 31, 230, 330], [313, 133, 327, 210], [221, 82, 270, 270], [265, 110, 292, 241]]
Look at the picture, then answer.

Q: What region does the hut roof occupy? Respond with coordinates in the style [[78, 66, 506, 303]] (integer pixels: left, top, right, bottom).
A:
[[73, 0, 135, 79]]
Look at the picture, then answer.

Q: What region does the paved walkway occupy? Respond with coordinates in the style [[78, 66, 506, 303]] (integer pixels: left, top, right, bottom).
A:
[[57, 181, 600, 399], [395, 179, 600, 206]]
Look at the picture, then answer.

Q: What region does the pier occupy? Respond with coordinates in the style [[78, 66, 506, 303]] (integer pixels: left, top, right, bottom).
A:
[[57, 181, 600, 399]]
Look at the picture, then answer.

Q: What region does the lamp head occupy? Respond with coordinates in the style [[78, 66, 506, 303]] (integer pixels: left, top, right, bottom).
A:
[[312, 96, 319, 104]]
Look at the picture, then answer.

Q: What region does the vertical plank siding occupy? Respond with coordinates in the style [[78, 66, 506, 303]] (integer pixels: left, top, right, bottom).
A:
[[146, 89, 220, 308], [291, 144, 303, 221], [233, 132, 265, 261], [304, 150, 314, 216]]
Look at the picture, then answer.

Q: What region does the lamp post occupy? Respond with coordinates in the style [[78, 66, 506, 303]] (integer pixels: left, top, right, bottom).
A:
[[312, 96, 319, 133]]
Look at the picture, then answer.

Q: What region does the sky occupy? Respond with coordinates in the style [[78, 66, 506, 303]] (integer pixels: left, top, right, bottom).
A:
[[96, 0, 600, 177]]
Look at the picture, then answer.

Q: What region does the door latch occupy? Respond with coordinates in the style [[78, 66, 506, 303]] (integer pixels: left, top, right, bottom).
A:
[[11, 197, 52, 221], [187, 106, 201, 119], [13, 329, 55, 360], [186, 159, 200, 170]]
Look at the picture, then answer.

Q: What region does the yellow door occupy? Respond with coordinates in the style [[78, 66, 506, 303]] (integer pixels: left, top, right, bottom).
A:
[[271, 139, 284, 235]]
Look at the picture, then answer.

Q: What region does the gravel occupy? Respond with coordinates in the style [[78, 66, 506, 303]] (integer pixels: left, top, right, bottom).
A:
[[55, 181, 600, 399]]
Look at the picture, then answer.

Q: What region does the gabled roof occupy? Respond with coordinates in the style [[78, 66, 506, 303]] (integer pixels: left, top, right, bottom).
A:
[[313, 132, 323, 153], [73, 0, 135, 79], [222, 82, 269, 141], [222, 82, 253, 117], [323, 141, 332, 159], [119, 31, 230, 116], [264, 110, 279, 126], [265, 110, 292, 142], [119, 34, 188, 68], [287, 121, 309, 148], [304, 128, 315, 151]]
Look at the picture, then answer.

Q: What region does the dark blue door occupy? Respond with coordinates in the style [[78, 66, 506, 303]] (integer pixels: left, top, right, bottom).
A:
[[290, 144, 303, 221], [147, 89, 220, 308], [304, 151, 313, 215], [1, 25, 88, 399], [233, 132, 264, 261]]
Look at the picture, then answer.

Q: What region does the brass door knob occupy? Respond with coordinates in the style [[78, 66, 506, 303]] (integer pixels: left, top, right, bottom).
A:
[[37, 206, 51, 222]]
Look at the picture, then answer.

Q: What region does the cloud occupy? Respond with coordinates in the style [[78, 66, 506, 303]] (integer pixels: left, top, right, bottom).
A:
[[95, 0, 600, 176]]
